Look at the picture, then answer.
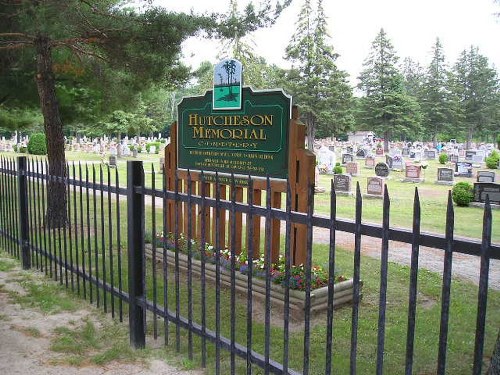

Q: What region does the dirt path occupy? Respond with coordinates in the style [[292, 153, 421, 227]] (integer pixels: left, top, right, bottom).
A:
[[0, 256, 203, 375]]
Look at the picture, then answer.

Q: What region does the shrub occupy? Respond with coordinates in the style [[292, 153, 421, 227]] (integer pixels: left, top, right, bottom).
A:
[[27, 133, 47, 155], [485, 150, 499, 169], [145, 142, 161, 154], [452, 182, 474, 207], [438, 153, 449, 164], [333, 162, 343, 174]]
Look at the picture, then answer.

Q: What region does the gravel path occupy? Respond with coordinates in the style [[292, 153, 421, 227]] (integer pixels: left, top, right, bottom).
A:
[[312, 226, 500, 290]]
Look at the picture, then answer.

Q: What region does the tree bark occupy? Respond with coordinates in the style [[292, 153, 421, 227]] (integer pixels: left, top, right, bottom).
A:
[[34, 35, 67, 228]]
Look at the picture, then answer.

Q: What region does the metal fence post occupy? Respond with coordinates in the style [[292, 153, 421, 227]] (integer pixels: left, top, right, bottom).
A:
[[127, 160, 145, 348], [17, 156, 30, 270]]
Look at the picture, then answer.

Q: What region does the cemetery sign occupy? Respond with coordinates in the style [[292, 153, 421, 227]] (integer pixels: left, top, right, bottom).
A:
[[177, 60, 291, 178]]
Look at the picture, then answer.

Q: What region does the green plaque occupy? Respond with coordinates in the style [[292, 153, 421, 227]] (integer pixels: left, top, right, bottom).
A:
[[177, 87, 291, 179]]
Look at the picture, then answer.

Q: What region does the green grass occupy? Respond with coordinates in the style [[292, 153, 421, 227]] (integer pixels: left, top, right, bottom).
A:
[[50, 318, 147, 366], [0, 151, 499, 373]]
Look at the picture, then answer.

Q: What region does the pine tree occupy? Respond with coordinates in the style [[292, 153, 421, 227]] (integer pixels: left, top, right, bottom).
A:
[[451, 46, 499, 148], [0, 0, 291, 227], [357, 28, 422, 150], [419, 38, 461, 144], [284, 0, 354, 149]]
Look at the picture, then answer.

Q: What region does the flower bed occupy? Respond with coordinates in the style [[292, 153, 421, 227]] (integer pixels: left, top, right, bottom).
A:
[[147, 233, 358, 319]]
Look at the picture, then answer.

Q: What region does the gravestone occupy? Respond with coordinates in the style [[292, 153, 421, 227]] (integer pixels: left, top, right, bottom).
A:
[[385, 155, 393, 169], [436, 167, 454, 185], [413, 150, 422, 162], [465, 150, 476, 162], [346, 146, 354, 154], [424, 150, 436, 160], [374, 162, 390, 178], [455, 162, 473, 178], [402, 147, 410, 157], [477, 170, 496, 183], [356, 149, 367, 159], [149, 145, 156, 154], [366, 177, 384, 197], [403, 164, 424, 183], [333, 174, 352, 195], [473, 183, 500, 205], [376, 147, 384, 156], [317, 146, 336, 173], [392, 155, 405, 171], [472, 154, 483, 167], [328, 145, 336, 152], [365, 156, 376, 168], [346, 162, 359, 176], [109, 155, 117, 168], [449, 154, 459, 164], [342, 153, 354, 165]]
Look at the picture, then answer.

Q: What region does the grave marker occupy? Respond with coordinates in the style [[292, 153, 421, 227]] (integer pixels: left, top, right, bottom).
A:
[[342, 153, 354, 165], [473, 183, 500, 205], [346, 162, 359, 176], [392, 155, 404, 171], [455, 162, 473, 178], [333, 174, 352, 195], [385, 155, 393, 169], [365, 156, 376, 168], [424, 150, 436, 160], [403, 164, 424, 183], [374, 162, 390, 178], [436, 167, 454, 185], [477, 170, 496, 183], [366, 177, 384, 197]]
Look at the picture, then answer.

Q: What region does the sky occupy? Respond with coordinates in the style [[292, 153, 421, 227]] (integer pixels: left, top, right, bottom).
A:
[[154, 0, 500, 86]]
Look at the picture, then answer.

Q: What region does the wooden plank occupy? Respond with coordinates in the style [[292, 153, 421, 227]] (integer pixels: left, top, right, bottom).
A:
[[229, 186, 244, 255], [251, 189, 262, 259], [271, 190, 282, 264]]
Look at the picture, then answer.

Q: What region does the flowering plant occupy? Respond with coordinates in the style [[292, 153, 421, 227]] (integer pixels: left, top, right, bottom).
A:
[[155, 232, 347, 291]]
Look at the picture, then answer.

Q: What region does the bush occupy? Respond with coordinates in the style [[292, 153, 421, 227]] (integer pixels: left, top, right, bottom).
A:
[[145, 142, 161, 154], [452, 182, 474, 207], [485, 150, 499, 169], [27, 133, 47, 155], [333, 163, 343, 174], [438, 153, 449, 164]]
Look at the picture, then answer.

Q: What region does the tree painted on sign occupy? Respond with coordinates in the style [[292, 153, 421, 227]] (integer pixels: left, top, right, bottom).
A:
[[223, 59, 237, 98]]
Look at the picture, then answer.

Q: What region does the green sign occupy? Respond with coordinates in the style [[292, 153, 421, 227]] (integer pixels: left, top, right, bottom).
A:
[[177, 87, 291, 179]]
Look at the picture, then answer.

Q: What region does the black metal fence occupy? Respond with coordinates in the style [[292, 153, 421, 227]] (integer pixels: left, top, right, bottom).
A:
[[0, 155, 498, 374]]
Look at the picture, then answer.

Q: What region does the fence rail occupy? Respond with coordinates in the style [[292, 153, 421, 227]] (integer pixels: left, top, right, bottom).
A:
[[0, 155, 498, 374]]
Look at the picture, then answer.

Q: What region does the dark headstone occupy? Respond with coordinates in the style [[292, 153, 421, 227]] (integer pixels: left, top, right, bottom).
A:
[[356, 149, 366, 159], [477, 170, 496, 183], [375, 162, 390, 178], [473, 183, 500, 205], [455, 162, 473, 177], [109, 155, 117, 168], [424, 150, 436, 160], [346, 146, 354, 154], [437, 167, 454, 184], [346, 162, 359, 176], [333, 174, 352, 194], [342, 153, 354, 165], [328, 146, 336, 152], [402, 147, 410, 157], [465, 150, 476, 161], [366, 177, 384, 196]]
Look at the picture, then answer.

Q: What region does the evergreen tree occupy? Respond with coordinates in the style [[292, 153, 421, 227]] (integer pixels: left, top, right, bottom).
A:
[[284, 0, 354, 149], [357, 28, 422, 150], [0, 0, 291, 227], [419, 38, 461, 144], [450, 46, 499, 148]]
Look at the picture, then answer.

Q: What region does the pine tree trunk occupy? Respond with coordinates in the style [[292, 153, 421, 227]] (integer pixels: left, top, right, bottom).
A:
[[383, 130, 390, 152], [34, 35, 67, 229], [489, 329, 500, 374], [466, 126, 474, 150]]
